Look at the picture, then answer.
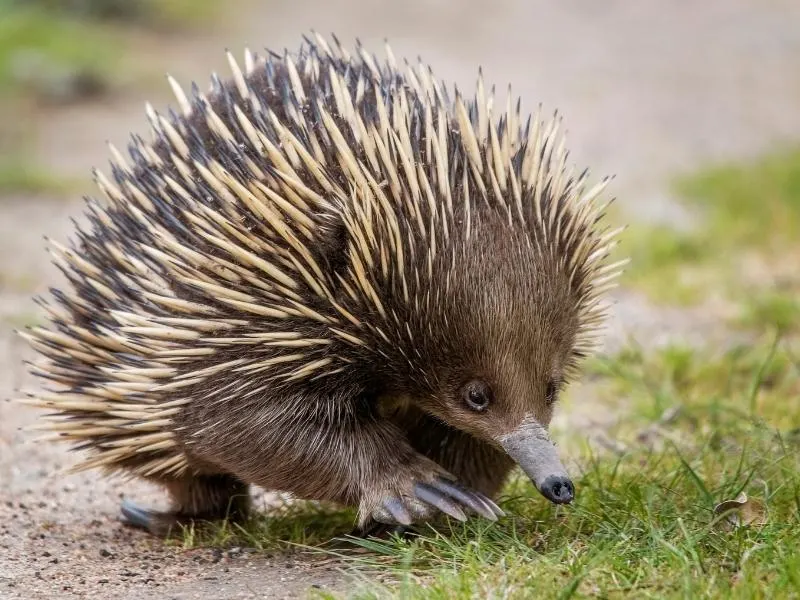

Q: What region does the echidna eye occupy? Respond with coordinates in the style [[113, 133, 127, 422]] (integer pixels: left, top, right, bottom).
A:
[[545, 379, 559, 406], [463, 380, 492, 412]]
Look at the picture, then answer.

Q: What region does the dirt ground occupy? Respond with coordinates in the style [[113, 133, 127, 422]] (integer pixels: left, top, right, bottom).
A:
[[2, 1, 800, 598]]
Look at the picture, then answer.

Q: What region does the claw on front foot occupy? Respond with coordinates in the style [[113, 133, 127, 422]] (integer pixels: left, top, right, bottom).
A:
[[428, 478, 506, 520], [370, 476, 505, 526]]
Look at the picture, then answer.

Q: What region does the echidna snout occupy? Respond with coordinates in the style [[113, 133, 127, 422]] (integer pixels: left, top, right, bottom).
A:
[[498, 420, 575, 505]]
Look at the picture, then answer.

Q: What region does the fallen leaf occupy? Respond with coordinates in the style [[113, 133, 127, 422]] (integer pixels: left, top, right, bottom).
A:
[[712, 492, 768, 530]]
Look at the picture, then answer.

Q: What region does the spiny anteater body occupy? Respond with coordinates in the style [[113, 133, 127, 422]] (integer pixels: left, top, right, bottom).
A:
[[19, 32, 626, 534]]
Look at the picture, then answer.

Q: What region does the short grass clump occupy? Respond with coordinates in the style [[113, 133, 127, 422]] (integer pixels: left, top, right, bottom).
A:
[[181, 336, 800, 599], [0, 0, 223, 101], [176, 499, 359, 552], [616, 225, 712, 306], [620, 148, 800, 313], [676, 149, 800, 249], [738, 292, 800, 336], [0, 0, 222, 195], [0, 150, 79, 195], [0, 3, 121, 194], [0, 3, 120, 100], [4, 0, 222, 36]]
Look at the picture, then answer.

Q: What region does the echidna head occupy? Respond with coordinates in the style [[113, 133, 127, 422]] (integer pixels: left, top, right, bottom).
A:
[[389, 211, 584, 505]]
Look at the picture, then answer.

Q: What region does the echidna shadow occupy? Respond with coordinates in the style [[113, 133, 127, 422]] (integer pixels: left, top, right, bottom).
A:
[[18, 32, 626, 536]]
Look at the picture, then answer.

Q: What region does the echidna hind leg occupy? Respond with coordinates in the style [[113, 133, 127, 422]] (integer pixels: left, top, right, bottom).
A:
[[121, 474, 251, 536]]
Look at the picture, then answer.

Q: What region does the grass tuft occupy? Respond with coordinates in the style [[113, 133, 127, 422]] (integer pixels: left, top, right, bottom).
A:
[[0, 1, 225, 196], [738, 292, 800, 335], [618, 148, 800, 310], [0, 153, 77, 195], [172, 499, 359, 553], [675, 148, 800, 249], [5, 0, 222, 32], [0, 4, 121, 99]]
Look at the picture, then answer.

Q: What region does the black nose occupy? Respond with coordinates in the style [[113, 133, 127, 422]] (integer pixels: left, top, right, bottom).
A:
[[539, 475, 574, 504]]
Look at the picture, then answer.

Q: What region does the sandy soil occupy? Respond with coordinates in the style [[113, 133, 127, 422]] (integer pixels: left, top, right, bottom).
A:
[[2, 1, 800, 598]]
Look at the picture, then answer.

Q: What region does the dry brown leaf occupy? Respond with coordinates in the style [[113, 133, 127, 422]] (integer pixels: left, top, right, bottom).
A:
[[712, 492, 768, 530]]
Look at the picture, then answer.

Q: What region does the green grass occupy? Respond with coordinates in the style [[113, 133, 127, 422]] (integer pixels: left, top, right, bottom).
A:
[[0, 152, 78, 195], [616, 225, 711, 306], [619, 148, 800, 307], [0, 3, 122, 100], [0, 120, 83, 194], [1, 310, 44, 328], [175, 499, 359, 552], [0, 0, 225, 103], [0, 4, 122, 194], [676, 148, 800, 248], [738, 292, 800, 335], [18, 0, 222, 29], [178, 336, 800, 599], [0, 1, 224, 195]]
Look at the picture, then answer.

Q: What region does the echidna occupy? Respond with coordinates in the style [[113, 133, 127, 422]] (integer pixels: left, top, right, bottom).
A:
[[18, 32, 626, 535]]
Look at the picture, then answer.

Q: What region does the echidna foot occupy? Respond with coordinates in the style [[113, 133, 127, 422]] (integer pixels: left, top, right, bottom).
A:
[[371, 477, 505, 526], [120, 499, 233, 537], [121, 499, 175, 535], [121, 474, 252, 536]]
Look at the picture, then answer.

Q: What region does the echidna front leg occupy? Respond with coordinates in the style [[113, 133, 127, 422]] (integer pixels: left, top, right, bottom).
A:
[[391, 405, 517, 499], [121, 474, 251, 536], [346, 423, 505, 528]]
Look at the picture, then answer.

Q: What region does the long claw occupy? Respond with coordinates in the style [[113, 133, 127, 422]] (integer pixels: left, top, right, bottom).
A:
[[120, 499, 184, 536], [413, 482, 467, 522], [120, 499, 157, 531], [382, 497, 413, 526], [431, 479, 499, 521], [474, 491, 506, 518]]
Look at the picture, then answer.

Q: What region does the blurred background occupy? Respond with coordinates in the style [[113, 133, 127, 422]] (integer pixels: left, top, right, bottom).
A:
[[1, 1, 799, 598]]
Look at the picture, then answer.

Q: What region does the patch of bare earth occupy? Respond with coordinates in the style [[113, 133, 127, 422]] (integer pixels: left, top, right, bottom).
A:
[[2, 1, 800, 598]]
